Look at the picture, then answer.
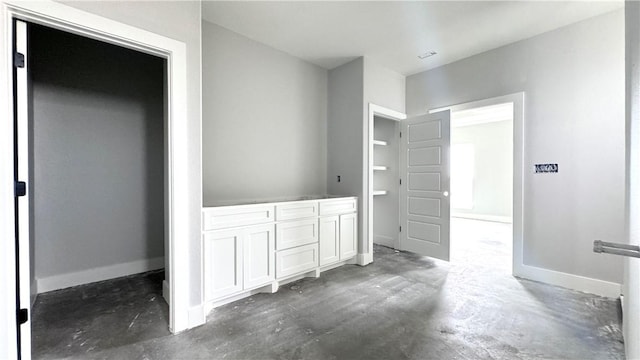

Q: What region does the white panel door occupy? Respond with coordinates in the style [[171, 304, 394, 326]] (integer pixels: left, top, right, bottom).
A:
[[399, 111, 451, 260], [14, 19, 32, 360], [319, 216, 339, 266], [203, 229, 243, 301], [339, 213, 358, 260], [243, 224, 275, 289]]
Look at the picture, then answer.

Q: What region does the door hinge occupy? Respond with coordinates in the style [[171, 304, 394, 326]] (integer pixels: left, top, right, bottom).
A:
[[399, 131, 402, 138], [399, 226, 402, 232], [15, 181, 26, 197], [14, 52, 24, 68], [17, 308, 28, 325], [399, 178, 402, 185]]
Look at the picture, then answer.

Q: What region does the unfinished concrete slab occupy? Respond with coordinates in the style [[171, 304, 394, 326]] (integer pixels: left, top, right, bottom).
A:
[[32, 245, 623, 359]]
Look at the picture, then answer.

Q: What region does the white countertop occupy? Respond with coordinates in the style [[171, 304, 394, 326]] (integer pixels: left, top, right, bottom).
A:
[[203, 195, 356, 208]]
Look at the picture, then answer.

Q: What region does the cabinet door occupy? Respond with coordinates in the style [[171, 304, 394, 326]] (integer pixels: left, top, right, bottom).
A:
[[243, 224, 275, 289], [319, 216, 340, 266], [340, 213, 358, 260], [203, 229, 243, 301]]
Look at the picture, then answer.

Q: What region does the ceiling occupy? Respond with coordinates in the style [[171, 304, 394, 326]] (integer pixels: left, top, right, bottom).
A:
[[202, 1, 623, 76]]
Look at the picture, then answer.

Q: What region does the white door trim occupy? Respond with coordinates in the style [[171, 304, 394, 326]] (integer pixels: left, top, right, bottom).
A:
[[362, 104, 406, 265], [430, 92, 525, 277], [0, 3, 195, 358]]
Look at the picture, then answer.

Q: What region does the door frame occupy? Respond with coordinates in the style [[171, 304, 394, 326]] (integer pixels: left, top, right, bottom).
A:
[[0, 1, 193, 357], [363, 104, 406, 265], [430, 92, 524, 276]]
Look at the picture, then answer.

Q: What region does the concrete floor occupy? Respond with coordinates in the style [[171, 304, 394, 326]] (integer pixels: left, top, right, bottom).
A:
[[32, 245, 624, 360], [450, 217, 512, 271]]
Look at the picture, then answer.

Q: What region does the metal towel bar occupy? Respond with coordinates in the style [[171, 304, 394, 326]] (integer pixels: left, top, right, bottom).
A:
[[593, 240, 640, 258]]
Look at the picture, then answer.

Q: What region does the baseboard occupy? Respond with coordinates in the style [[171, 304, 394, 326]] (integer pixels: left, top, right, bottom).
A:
[[37, 256, 165, 293], [188, 304, 205, 329], [452, 213, 512, 223], [162, 280, 170, 306], [319, 258, 354, 273], [373, 235, 395, 248], [357, 252, 373, 266], [515, 263, 621, 298]]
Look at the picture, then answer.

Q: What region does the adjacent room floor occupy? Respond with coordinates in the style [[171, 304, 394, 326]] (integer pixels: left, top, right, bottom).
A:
[[32, 246, 624, 360], [450, 217, 512, 272]]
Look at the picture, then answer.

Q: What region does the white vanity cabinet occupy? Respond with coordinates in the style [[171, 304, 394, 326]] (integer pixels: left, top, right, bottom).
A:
[[203, 223, 275, 301], [243, 224, 276, 289], [202, 196, 357, 309], [203, 228, 243, 300], [339, 212, 358, 259], [275, 213, 319, 279], [319, 216, 339, 266], [318, 198, 358, 266]]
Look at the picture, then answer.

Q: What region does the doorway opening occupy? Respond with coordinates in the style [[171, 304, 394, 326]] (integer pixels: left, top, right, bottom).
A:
[[449, 102, 514, 272], [18, 21, 170, 358]]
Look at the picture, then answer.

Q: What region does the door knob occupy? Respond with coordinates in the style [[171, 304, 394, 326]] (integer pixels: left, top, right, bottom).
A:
[[443, 191, 449, 197]]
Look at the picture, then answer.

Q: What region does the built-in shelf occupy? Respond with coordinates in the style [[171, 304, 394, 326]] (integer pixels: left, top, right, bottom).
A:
[[373, 140, 387, 146], [373, 190, 387, 196], [373, 165, 387, 171]]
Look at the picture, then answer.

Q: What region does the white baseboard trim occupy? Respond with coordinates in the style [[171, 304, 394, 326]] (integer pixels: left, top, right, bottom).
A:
[[37, 256, 165, 293], [357, 252, 373, 266], [319, 259, 354, 273], [452, 213, 512, 223], [188, 304, 205, 329], [163, 280, 170, 306], [515, 263, 621, 298], [373, 235, 395, 248]]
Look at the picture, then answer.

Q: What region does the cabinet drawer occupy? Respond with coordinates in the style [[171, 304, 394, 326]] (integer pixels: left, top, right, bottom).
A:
[[319, 198, 357, 216], [276, 243, 318, 279], [276, 201, 318, 221], [203, 205, 275, 231], [276, 218, 318, 250]]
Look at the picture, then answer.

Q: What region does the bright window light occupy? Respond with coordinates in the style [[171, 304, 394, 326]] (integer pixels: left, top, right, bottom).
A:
[[451, 144, 474, 209]]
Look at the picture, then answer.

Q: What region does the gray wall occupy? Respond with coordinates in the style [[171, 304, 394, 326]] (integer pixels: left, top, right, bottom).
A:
[[364, 59, 406, 114], [60, 0, 203, 307], [451, 120, 513, 218], [201, 22, 328, 205], [30, 26, 164, 279], [407, 10, 624, 283], [327, 57, 406, 255], [327, 58, 364, 197]]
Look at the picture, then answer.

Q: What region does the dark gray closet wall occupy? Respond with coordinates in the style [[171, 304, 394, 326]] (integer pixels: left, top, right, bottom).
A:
[[29, 24, 165, 287]]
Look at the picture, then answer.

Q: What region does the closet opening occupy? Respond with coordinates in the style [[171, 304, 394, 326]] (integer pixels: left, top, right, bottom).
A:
[[449, 102, 514, 272], [372, 115, 401, 249], [24, 22, 169, 357]]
